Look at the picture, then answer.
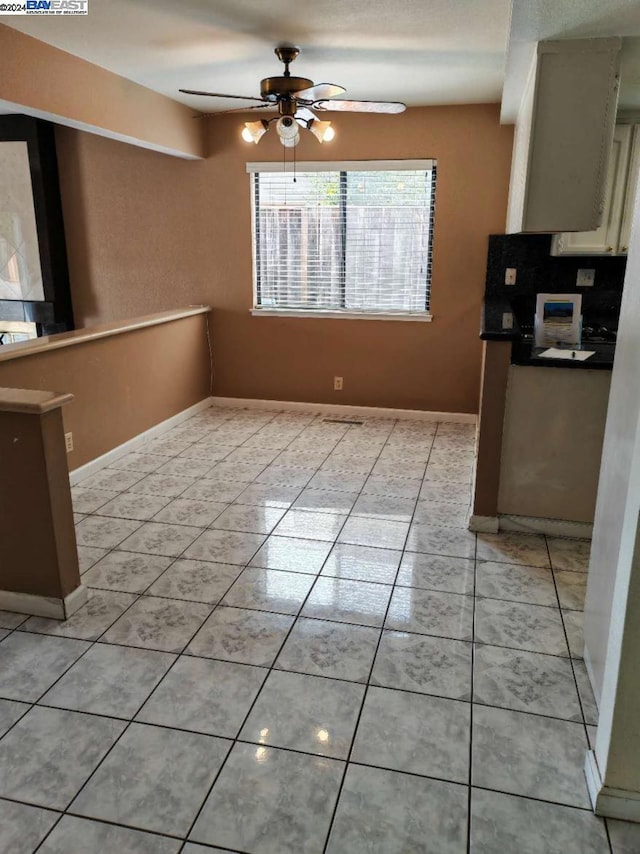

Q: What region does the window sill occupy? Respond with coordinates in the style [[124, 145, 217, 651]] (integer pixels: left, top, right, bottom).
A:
[[251, 309, 433, 322]]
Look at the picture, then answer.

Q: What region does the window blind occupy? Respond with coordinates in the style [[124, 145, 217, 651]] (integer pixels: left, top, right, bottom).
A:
[[249, 161, 436, 315]]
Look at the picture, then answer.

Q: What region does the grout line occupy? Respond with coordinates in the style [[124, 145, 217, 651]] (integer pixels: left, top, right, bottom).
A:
[[467, 479, 479, 854]]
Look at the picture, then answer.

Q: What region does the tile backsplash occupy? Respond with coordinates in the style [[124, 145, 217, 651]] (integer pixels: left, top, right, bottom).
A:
[[485, 234, 627, 330]]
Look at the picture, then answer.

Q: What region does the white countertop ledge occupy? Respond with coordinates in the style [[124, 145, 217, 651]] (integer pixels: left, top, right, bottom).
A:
[[0, 306, 211, 364]]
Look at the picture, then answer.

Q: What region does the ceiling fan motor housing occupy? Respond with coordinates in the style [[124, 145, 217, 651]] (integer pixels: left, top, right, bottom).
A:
[[260, 76, 314, 101]]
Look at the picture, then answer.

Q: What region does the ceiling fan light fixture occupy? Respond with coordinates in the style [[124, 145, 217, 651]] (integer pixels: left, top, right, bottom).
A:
[[309, 118, 335, 143], [275, 116, 300, 145], [242, 120, 268, 144]]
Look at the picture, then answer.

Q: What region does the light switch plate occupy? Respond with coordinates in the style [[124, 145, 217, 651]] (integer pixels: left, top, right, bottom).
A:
[[502, 312, 513, 330], [577, 268, 596, 287], [505, 268, 517, 285]]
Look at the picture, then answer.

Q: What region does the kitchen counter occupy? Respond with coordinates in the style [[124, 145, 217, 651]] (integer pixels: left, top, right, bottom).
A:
[[481, 298, 615, 370]]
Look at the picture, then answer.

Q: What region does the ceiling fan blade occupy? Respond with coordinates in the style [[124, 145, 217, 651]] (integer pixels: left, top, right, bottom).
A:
[[294, 106, 317, 124], [201, 104, 273, 117], [179, 89, 267, 102], [294, 83, 346, 101], [314, 99, 406, 114]]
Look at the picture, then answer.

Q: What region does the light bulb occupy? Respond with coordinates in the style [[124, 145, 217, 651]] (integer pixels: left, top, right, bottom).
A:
[[276, 116, 299, 141], [309, 119, 335, 143], [242, 120, 268, 144], [281, 130, 300, 147]]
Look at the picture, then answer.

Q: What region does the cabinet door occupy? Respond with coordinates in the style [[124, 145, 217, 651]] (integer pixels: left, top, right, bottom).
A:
[[618, 124, 640, 254], [551, 124, 631, 255]]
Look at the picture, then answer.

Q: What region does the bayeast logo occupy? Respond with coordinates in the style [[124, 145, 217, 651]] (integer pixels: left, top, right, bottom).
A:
[[26, 0, 89, 11]]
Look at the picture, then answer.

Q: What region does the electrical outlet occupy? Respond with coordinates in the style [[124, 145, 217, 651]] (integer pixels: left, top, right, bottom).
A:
[[64, 432, 73, 453], [502, 312, 513, 330], [577, 268, 596, 287], [505, 268, 517, 285], [334, 376, 343, 391]]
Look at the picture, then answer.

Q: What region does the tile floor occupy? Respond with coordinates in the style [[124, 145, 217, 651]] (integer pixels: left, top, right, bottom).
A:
[[1, 406, 639, 853]]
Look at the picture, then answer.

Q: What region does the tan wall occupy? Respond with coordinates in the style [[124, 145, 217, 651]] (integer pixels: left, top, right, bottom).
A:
[[0, 24, 204, 158], [55, 104, 513, 413], [0, 314, 211, 468]]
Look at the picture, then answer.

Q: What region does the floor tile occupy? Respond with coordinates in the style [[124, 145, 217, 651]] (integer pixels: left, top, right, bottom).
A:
[[128, 473, 196, 498], [256, 465, 316, 487], [117, 521, 203, 557], [475, 598, 568, 656], [0, 631, 89, 701], [137, 655, 266, 737], [109, 451, 167, 474], [78, 468, 144, 492], [554, 569, 588, 610], [470, 788, 609, 854], [338, 517, 410, 551], [75, 515, 142, 548], [351, 686, 470, 782], [371, 630, 472, 700], [101, 596, 211, 652], [371, 459, 426, 480], [476, 532, 550, 567], [222, 567, 315, 615], [397, 552, 475, 595], [385, 587, 474, 640], [0, 609, 28, 628], [82, 551, 173, 593], [418, 481, 471, 504], [301, 577, 392, 627], [547, 537, 591, 572], [0, 706, 124, 809], [40, 642, 174, 718], [77, 545, 109, 573], [71, 722, 230, 836], [0, 698, 29, 735], [608, 818, 640, 854], [22, 590, 136, 641], [146, 558, 242, 603], [475, 560, 556, 606], [273, 509, 347, 542], [71, 487, 119, 513], [240, 669, 364, 758], [155, 456, 216, 479], [574, 660, 599, 725], [472, 704, 590, 808], [275, 618, 380, 682], [275, 449, 331, 469], [250, 535, 332, 574], [321, 543, 401, 584], [153, 497, 228, 527], [474, 644, 582, 720], [181, 479, 247, 503], [234, 482, 302, 508], [144, 436, 193, 456], [563, 609, 585, 659], [351, 494, 417, 523], [212, 503, 287, 534], [412, 499, 469, 528], [183, 529, 265, 565], [406, 522, 476, 559], [190, 742, 343, 854], [39, 815, 182, 854], [326, 764, 468, 854], [0, 798, 59, 854], [93, 492, 170, 521], [363, 475, 422, 500], [293, 488, 359, 514], [225, 446, 281, 466], [209, 460, 268, 482], [186, 606, 294, 666], [322, 454, 375, 475], [307, 471, 367, 493]]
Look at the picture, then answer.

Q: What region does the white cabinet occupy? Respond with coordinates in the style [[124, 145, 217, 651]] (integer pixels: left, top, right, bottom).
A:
[[507, 38, 621, 234], [552, 124, 640, 256]]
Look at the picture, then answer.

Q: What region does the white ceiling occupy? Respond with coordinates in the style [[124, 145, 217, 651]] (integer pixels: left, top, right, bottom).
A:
[[5, 0, 512, 110]]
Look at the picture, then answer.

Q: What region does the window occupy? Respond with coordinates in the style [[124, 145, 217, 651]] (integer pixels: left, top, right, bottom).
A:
[[248, 160, 436, 319]]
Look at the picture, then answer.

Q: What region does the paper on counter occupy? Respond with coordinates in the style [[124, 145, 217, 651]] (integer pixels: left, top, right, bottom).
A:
[[538, 347, 595, 361]]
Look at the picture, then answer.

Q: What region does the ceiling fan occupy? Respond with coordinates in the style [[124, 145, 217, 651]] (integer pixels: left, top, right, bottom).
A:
[[179, 46, 406, 147]]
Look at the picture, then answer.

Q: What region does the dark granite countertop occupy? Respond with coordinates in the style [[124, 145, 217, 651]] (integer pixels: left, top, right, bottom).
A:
[[481, 299, 615, 370]]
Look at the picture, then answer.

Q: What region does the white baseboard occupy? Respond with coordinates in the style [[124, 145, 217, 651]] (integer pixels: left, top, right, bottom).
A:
[[0, 584, 88, 620], [468, 515, 500, 533], [498, 514, 593, 540], [585, 750, 640, 821], [211, 396, 478, 424], [69, 396, 215, 485]]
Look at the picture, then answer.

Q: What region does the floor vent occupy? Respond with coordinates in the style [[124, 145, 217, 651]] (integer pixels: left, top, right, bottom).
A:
[[322, 418, 364, 426]]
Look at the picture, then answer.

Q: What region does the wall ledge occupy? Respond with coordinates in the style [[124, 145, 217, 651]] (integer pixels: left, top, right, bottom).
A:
[[0, 387, 73, 414], [0, 306, 211, 364]]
